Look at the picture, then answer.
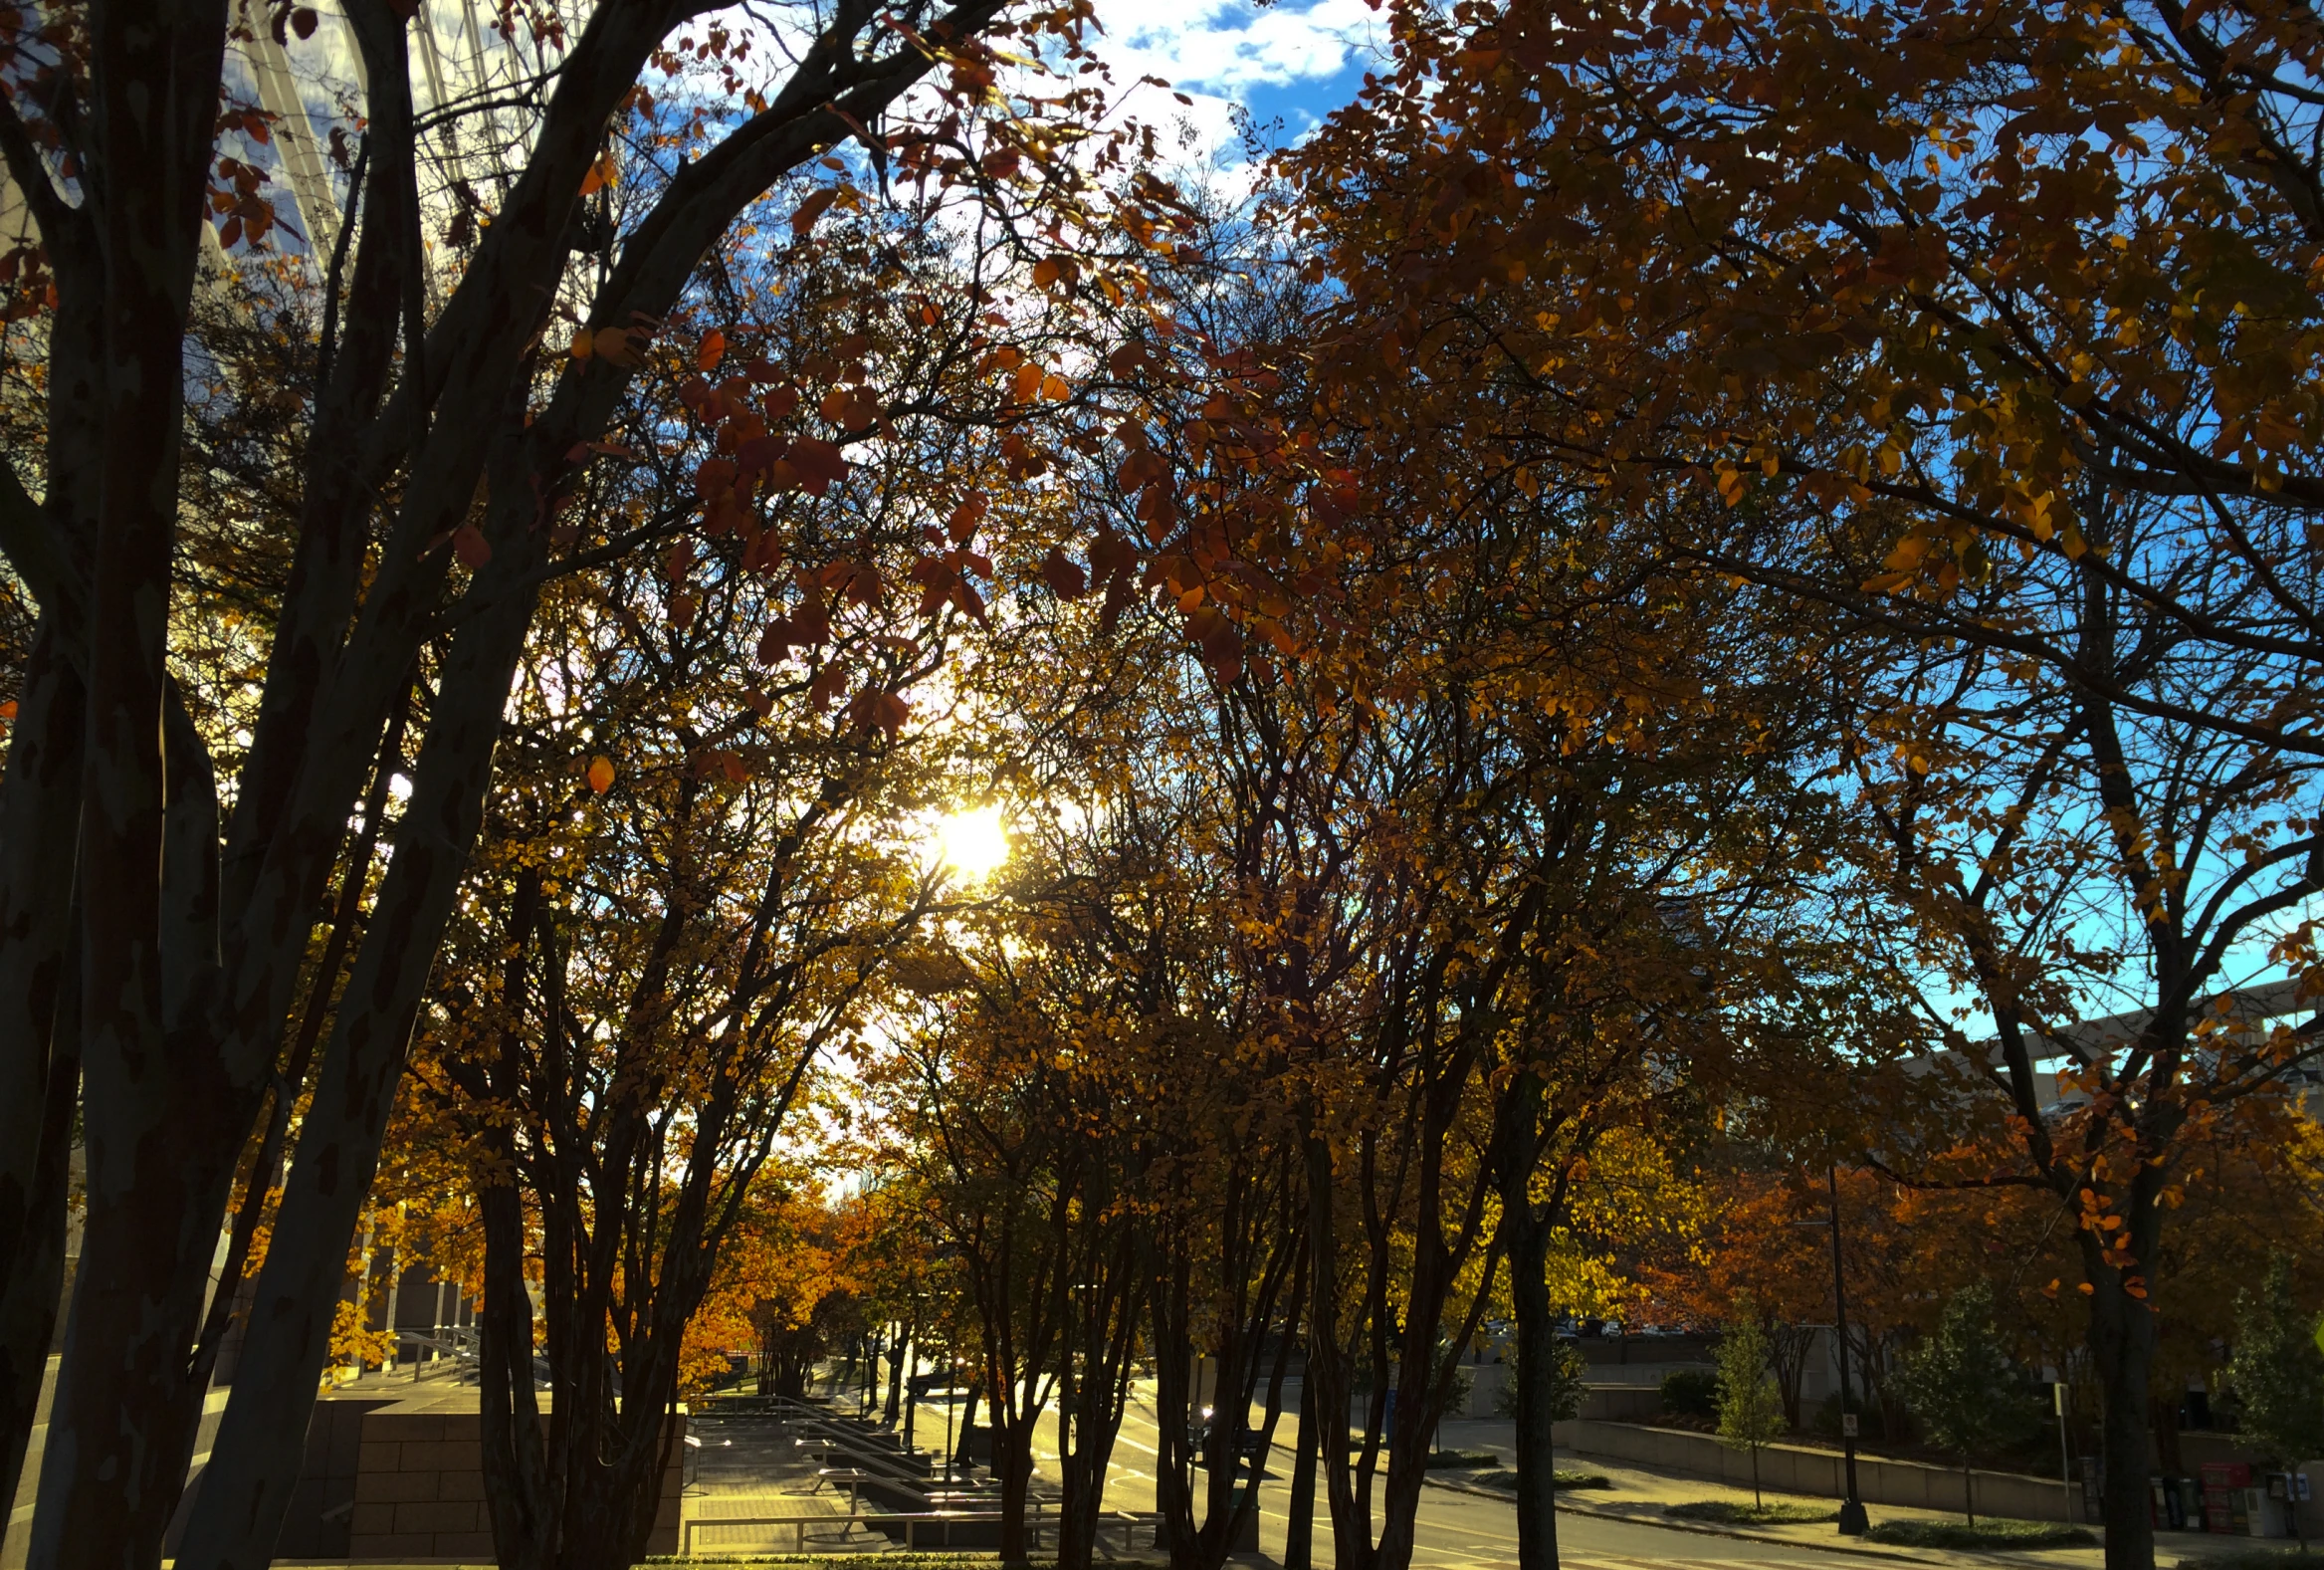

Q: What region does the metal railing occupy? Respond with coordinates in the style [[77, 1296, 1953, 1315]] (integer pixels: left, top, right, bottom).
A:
[[678, 1504, 1163, 1557]]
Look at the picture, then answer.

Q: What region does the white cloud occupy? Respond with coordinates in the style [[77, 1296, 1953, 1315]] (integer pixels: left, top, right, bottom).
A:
[[1082, 0, 1385, 163], [1097, 0, 1380, 97]]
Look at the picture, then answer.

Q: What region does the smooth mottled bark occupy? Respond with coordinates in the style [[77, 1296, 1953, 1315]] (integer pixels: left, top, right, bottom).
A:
[[1504, 1202, 1564, 1570], [26, 0, 232, 1558], [173, 522, 546, 1570], [1283, 1364, 1320, 1570], [0, 630, 83, 1527]]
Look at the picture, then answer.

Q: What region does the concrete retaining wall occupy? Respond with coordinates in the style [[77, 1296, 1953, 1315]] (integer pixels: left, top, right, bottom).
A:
[[1549, 1420, 2087, 1523], [1448, 1366, 1676, 1422], [348, 1398, 684, 1558]]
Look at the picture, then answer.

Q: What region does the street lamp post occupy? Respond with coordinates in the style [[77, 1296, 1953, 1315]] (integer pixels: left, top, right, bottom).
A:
[[1827, 1167, 1868, 1536]]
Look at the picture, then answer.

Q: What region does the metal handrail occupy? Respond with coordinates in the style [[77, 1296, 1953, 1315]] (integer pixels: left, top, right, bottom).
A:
[[678, 1504, 1161, 1557]]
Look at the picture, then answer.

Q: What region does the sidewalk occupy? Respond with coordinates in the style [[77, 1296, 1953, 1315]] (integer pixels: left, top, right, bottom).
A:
[[1423, 1416, 2316, 1570]]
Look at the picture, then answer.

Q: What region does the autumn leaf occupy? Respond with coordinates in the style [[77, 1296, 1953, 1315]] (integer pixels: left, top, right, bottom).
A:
[[784, 436, 849, 497], [1039, 548, 1089, 599], [586, 756, 615, 793], [452, 525, 492, 568], [791, 188, 840, 238], [698, 329, 727, 372], [591, 328, 639, 367]]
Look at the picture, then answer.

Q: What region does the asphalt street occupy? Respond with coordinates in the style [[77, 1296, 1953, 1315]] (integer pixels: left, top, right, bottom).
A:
[[1023, 1389, 1907, 1570]]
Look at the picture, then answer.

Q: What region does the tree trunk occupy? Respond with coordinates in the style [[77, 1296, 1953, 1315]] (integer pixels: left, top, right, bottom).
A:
[[0, 909, 77, 1539], [956, 1382, 982, 1477], [0, 629, 83, 1526], [2090, 1267, 2158, 1570], [478, 1177, 558, 1570], [26, 0, 234, 1556], [35, 707, 236, 1570], [886, 1324, 909, 1426], [1507, 1208, 1563, 1570], [1286, 1371, 1320, 1570], [1964, 1459, 1976, 1526], [173, 559, 544, 1570], [997, 1414, 1036, 1569]]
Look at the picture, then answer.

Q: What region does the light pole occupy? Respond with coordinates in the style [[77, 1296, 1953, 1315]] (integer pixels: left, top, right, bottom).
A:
[[2053, 1381, 2074, 1525], [1797, 1168, 1867, 1534], [1826, 1167, 1868, 1536]]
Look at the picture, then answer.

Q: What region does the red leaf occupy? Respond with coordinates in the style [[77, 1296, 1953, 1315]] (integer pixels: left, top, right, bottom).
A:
[[1040, 549, 1089, 600], [697, 329, 726, 372], [292, 6, 318, 37], [784, 436, 849, 497], [452, 525, 492, 567], [693, 456, 739, 498]]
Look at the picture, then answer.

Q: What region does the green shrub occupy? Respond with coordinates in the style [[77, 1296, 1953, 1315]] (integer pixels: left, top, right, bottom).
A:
[[1470, 1466, 1612, 1490], [1863, 1518, 2096, 1550], [1493, 1338, 1589, 1421], [1660, 1368, 1720, 1418], [1424, 1448, 1502, 1468], [1664, 1499, 1835, 1525], [2175, 1553, 2323, 1570]]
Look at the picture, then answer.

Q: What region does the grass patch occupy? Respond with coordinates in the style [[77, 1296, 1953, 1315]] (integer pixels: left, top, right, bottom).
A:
[[2174, 1554, 2324, 1570], [1864, 1518, 2097, 1550], [1425, 1448, 1504, 1468], [649, 1561, 1174, 1570], [1470, 1467, 1613, 1491], [1665, 1499, 1837, 1526], [644, 1558, 1090, 1568]]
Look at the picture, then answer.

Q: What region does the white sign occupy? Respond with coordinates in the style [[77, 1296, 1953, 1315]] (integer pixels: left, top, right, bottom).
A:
[[1841, 1415, 1859, 1438]]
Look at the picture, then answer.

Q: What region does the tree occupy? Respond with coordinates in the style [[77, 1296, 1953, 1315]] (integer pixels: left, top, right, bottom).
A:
[[1895, 1281, 2040, 1525], [0, 0, 1182, 1558], [1274, 8, 2324, 1560], [2227, 1257, 2324, 1474], [1716, 1301, 1789, 1508]]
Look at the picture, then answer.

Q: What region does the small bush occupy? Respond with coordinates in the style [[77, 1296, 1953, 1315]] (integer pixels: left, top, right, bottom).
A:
[[1494, 1338, 1589, 1420], [1664, 1499, 1836, 1525], [1471, 1467, 1613, 1490], [1424, 1448, 1502, 1468], [1864, 1518, 2097, 1550], [1660, 1368, 1720, 1418]]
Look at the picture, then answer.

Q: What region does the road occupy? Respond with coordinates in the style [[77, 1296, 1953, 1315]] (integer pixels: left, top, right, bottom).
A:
[[1010, 1386, 1905, 1570]]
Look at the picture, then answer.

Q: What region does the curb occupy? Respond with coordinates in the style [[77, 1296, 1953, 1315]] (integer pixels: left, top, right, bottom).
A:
[[1419, 1474, 1945, 1564]]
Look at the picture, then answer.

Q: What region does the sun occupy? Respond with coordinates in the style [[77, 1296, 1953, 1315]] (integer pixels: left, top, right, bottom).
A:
[[932, 804, 1011, 882]]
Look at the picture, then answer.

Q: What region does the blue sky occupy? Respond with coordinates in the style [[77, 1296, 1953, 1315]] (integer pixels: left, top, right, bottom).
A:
[[1084, 0, 1390, 167]]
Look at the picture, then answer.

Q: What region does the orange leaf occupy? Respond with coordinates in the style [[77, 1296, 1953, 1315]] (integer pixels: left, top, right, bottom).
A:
[[452, 525, 492, 568], [591, 328, 637, 366], [586, 757, 615, 793], [697, 329, 727, 373], [791, 188, 840, 238]]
